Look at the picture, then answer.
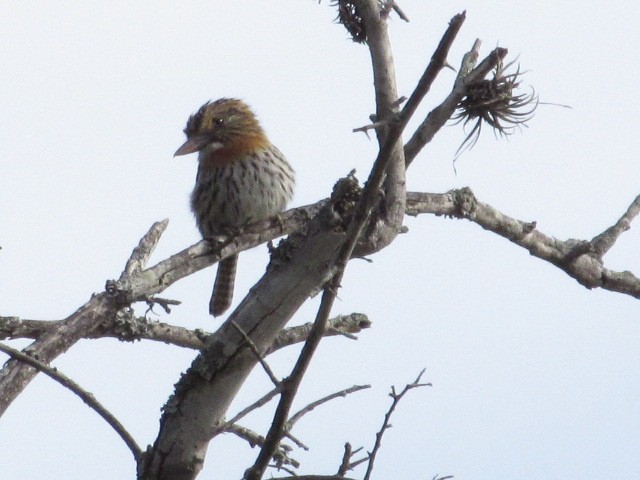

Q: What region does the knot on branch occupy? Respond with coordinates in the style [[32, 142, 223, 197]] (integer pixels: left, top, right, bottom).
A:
[[450, 187, 477, 218], [563, 239, 596, 263], [325, 172, 363, 231], [110, 307, 141, 340], [105, 279, 134, 307]]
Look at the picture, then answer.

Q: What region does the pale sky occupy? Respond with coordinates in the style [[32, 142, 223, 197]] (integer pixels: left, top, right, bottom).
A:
[[2, 2, 640, 479]]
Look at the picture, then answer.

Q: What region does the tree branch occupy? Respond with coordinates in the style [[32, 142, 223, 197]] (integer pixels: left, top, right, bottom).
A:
[[266, 313, 371, 354], [363, 369, 431, 480], [244, 1, 413, 476], [591, 193, 640, 257], [0, 221, 170, 416], [0, 293, 115, 417], [287, 384, 371, 427], [0, 312, 371, 352], [231, 320, 281, 387], [0, 342, 142, 461], [222, 387, 281, 430], [0, 220, 175, 416], [404, 44, 508, 167], [407, 189, 640, 298], [0, 202, 325, 417], [139, 181, 355, 480], [223, 423, 300, 469]]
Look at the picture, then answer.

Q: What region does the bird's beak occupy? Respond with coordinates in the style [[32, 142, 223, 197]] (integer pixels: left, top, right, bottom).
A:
[[174, 135, 212, 156]]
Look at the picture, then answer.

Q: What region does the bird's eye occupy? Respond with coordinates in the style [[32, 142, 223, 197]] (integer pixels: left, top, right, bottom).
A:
[[214, 117, 224, 126]]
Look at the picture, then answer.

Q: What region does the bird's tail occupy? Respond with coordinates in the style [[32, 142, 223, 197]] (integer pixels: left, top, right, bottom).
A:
[[210, 254, 238, 317]]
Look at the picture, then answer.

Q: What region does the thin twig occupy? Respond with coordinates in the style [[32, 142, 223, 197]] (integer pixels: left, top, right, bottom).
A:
[[288, 384, 371, 427], [353, 119, 390, 135], [224, 424, 300, 469], [143, 295, 181, 315], [244, 285, 339, 480], [269, 464, 298, 476], [363, 369, 431, 480], [347, 454, 370, 470], [223, 386, 282, 429], [0, 342, 142, 461], [284, 431, 309, 450], [390, 1, 409, 22], [231, 320, 280, 387]]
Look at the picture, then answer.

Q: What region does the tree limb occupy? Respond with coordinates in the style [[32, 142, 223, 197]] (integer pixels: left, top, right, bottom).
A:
[[244, 1, 411, 476], [223, 423, 299, 469], [407, 189, 640, 298], [0, 313, 371, 352], [591, 194, 640, 257], [0, 342, 142, 461], [0, 221, 169, 416], [363, 369, 431, 480], [287, 384, 371, 427], [404, 45, 508, 167], [139, 181, 355, 480]]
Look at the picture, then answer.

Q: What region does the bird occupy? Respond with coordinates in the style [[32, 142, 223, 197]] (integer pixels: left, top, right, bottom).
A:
[[174, 98, 295, 317]]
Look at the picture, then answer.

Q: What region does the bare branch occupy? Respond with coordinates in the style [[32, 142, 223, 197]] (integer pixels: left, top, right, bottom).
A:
[[223, 387, 281, 429], [390, 1, 409, 22], [352, 118, 390, 135], [591, 194, 640, 257], [407, 189, 640, 299], [288, 384, 371, 427], [0, 292, 115, 417], [108, 201, 324, 304], [231, 320, 281, 387], [363, 369, 431, 480], [338, 442, 354, 476], [0, 312, 370, 353], [457, 37, 481, 80], [120, 219, 169, 279], [244, 283, 340, 480], [354, 10, 466, 257], [223, 423, 300, 470], [0, 342, 142, 461], [267, 313, 371, 354], [0, 201, 328, 418], [404, 12, 466, 124], [245, 1, 413, 476], [140, 180, 358, 479], [143, 296, 181, 315], [0, 317, 52, 340], [284, 431, 309, 451], [405, 45, 508, 167], [0, 218, 180, 417]]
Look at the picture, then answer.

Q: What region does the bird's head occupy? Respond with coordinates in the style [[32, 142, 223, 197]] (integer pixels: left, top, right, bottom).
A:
[[174, 98, 269, 165]]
